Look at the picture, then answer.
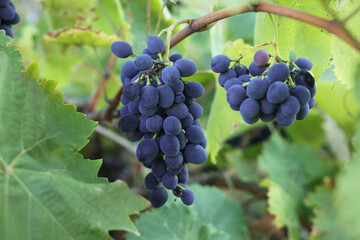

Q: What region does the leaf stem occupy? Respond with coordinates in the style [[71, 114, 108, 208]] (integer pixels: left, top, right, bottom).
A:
[[155, 0, 168, 35], [268, 13, 283, 63], [231, 41, 273, 68]]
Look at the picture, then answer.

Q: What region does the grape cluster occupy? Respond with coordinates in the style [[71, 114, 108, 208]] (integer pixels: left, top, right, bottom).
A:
[[0, 0, 20, 38], [112, 35, 207, 208], [211, 50, 316, 126]]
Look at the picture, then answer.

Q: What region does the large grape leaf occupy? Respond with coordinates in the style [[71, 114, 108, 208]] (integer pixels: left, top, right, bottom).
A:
[[254, 0, 332, 80], [125, 184, 249, 240], [0, 36, 149, 239], [0, 31, 24, 77], [259, 134, 335, 240]]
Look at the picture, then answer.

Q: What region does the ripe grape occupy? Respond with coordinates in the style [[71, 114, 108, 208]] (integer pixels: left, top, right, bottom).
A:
[[280, 96, 300, 116], [246, 78, 268, 100], [118, 114, 138, 132], [218, 69, 237, 87], [211, 54, 230, 73], [111, 41, 133, 58], [253, 50, 270, 67], [177, 166, 189, 183], [185, 125, 206, 144], [165, 152, 183, 169], [184, 81, 205, 98], [134, 54, 153, 71], [136, 139, 159, 163], [161, 66, 181, 86], [141, 86, 159, 108], [160, 135, 180, 157], [309, 97, 316, 108], [291, 85, 311, 107], [187, 102, 203, 120], [152, 159, 168, 177], [181, 113, 194, 129], [266, 82, 289, 104], [174, 59, 197, 77], [175, 92, 185, 104], [295, 69, 315, 89], [260, 98, 276, 114], [249, 62, 267, 76], [294, 57, 313, 70], [181, 189, 195, 205], [166, 103, 189, 119], [157, 85, 174, 108], [163, 116, 182, 136], [170, 53, 182, 63], [145, 172, 159, 190], [150, 187, 168, 208], [267, 62, 290, 82], [146, 114, 163, 133], [276, 109, 296, 126], [297, 104, 310, 120], [224, 77, 242, 91], [184, 144, 207, 164], [121, 60, 138, 78], [234, 64, 249, 76], [240, 98, 260, 119], [147, 35, 164, 53], [226, 85, 246, 106], [162, 172, 178, 189]]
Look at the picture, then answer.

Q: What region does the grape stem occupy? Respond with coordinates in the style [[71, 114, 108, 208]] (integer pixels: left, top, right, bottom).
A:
[[163, 19, 191, 61], [166, 1, 360, 52], [268, 13, 284, 63], [155, 0, 168, 35], [231, 41, 273, 68], [177, 184, 185, 191]]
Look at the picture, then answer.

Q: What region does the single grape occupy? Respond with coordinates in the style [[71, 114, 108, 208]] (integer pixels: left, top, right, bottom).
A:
[[152, 159, 168, 177], [136, 139, 159, 163], [309, 97, 316, 109], [138, 115, 149, 133], [128, 97, 140, 114], [162, 172, 178, 189], [177, 165, 189, 183], [141, 86, 159, 108], [240, 98, 260, 119], [121, 60, 138, 78], [157, 85, 175, 108], [139, 101, 157, 117], [193, 120, 201, 127], [226, 85, 246, 106], [142, 48, 158, 60], [218, 69, 236, 87], [294, 57, 313, 70], [185, 125, 205, 144], [224, 78, 242, 91], [310, 85, 317, 98], [181, 189, 195, 205], [291, 85, 311, 107], [175, 92, 185, 104], [170, 53, 182, 63], [295, 69, 315, 89], [118, 114, 138, 132], [184, 81, 205, 98], [249, 62, 267, 76], [169, 164, 183, 175], [170, 80, 184, 93], [147, 35, 164, 53], [165, 152, 183, 169], [267, 62, 290, 83], [126, 130, 144, 142], [111, 41, 132, 58], [120, 105, 130, 116], [150, 187, 168, 208], [4, 12, 20, 25], [146, 114, 163, 133], [176, 131, 187, 150], [181, 113, 194, 129], [160, 135, 180, 157], [297, 104, 309, 120], [184, 144, 207, 164], [0, 5, 15, 21], [145, 172, 159, 190], [166, 103, 189, 120], [161, 66, 181, 86], [260, 112, 276, 122], [200, 138, 207, 149], [253, 50, 270, 67], [174, 59, 197, 77], [280, 96, 300, 116], [187, 102, 203, 120], [276, 109, 296, 126], [242, 114, 260, 124], [239, 74, 252, 83], [134, 54, 153, 71], [234, 64, 249, 77], [266, 82, 289, 104], [211, 54, 230, 73], [0, 0, 10, 8], [163, 116, 182, 136], [260, 98, 277, 114], [246, 78, 268, 100]]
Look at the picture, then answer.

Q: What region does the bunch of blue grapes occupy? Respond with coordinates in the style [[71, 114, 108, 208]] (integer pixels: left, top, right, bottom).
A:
[[211, 50, 316, 126], [0, 0, 20, 38], [112, 35, 207, 208]]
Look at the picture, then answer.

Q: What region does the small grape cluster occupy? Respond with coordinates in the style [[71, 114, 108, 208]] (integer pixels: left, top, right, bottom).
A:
[[211, 50, 316, 126], [112, 35, 207, 208], [0, 0, 20, 38]]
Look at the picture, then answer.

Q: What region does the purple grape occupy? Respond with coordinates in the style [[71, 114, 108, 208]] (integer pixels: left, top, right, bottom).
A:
[[238, 74, 251, 83], [266, 82, 289, 104], [141, 86, 159, 108], [295, 69, 315, 89], [165, 152, 183, 169], [185, 125, 205, 144], [249, 62, 267, 76], [121, 61, 138, 78], [176, 131, 187, 150], [136, 139, 159, 163], [170, 80, 184, 93], [226, 85, 246, 106], [211, 54, 230, 73], [280, 96, 300, 116], [163, 116, 182, 136], [177, 166, 188, 183], [147, 35, 164, 53], [184, 81, 205, 98], [184, 144, 207, 164], [126, 130, 144, 142], [157, 85, 174, 108], [260, 98, 276, 114], [152, 159, 168, 177], [111, 41, 132, 58], [161, 66, 181, 86], [253, 50, 270, 67], [295, 57, 313, 70], [150, 187, 168, 208], [162, 172, 178, 189], [181, 189, 195, 205], [160, 135, 180, 157], [134, 54, 153, 71], [118, 114, 138, 132], [240, 98, 260, 119], [309, 97, 316, 109], [128, 97, 140, 114], [0, 5, 15, 21], [187, 102, 203, 120], [175, 92, 185, 104], [224, 78, 242, 91], [297, 104, 309, 120], [243, 114, 260, 124], [181, 113, 194, 129], [218, 69, 236, 87], [267, 63, 290, 83], [174, 59, 197, 77], [291, 85, 311, 107], [142, 48, 158, 60], [139, 101, 157, 117], [276, 109, 296, 126], [246, 78, 268, 100], [260, 112, 276, 122], [234, 64, 249, 76], [146, 114, 163, 133], [145, 172, 159, 190], [166, 103, 189, 119], [170, 53, 182, 63]]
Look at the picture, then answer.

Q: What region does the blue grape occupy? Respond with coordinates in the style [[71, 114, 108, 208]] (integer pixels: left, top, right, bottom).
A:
[[291, 85, 311, 107], [0, 0, 10, 8], [121, 61, 138, 78], [163, 116, 182, 136], [111, 41, 132, 58], [276, 109, 296, 126], [157, 85, 174, 108], [147, 35, 164, 53], [280, 96, 300, 116], [160, 135, 180, 157], [310, 85, 317, 97], [224, 78, 242, 91], [185, 125, 205, 144], [174, 59, 197, 77], [227, 85, 246, 106], [184, 81, 205, 98], [162, 172, 178, 189], [295, 69, 315, 89], [4, 12, 20, 26], [128, 97, 140, 114], [166, 103, 189, 119], [177, 165, 189, 183], [0, 4, 15, 21], [246, 78, 268, 100], [267, 62, 290, 83], [170, 53, 182, 62], [309, 97, 316, 109], [240, 98, 260, 119], [181, 189, 195, 205], [193, 119, 201, 127], [187, 103, 202, 120], [144, 133, 155, 139], [136, 139, 159, 163], [161, 66, 181, 86], [295, 57, 313, 70], [176, 131, 187, 150], [234, 64, 249, 77], [243, 114, 260, 124], [211, 54, 230, 73], [120, 94, 129, 105], [249, 62, 267, 76], [134, 54, 153, 71], [297, 104, 309, 120], [169, 164, 183, 175], [253, 50, 270, 67], [126, 130, 144, 142], [165, 152, 183, 169], [170, 80, 184, 93], [0, 24, 13, 38], [184, 144, 207, 164], [150, 187, 168, 208], [141, 86, 159, 108], [218, 69, 236, 87], [118, 114, 138, 132], [260, 98, 276, 114], [184, 95, 194, 105], [139, 101, 157, 117], [120, 104, 130, 116], [152, 159, 168, 177], [266, 82, 289, 104], [138, 115, 149, 133], [200, 138, 207, 148], [260, 112, 276, 122], [142, 48, 158, 60], [175, 92, 185, 104], [181, 113, 194, 129], [146, 114, 163, 133], [145, 172, 159, 190]]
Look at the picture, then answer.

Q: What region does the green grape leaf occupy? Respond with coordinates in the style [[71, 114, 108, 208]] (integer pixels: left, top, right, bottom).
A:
[[259, 134, 335, 239], [0, 31, 24, 78], [125, 184, 249, 240], [43, 27, 121, 48], [331, 2, 360, 87], [254, 0, 332, 80], [207, 39, 260, 163], [355, 61, 360, 102], [0, 40, 148, 239]]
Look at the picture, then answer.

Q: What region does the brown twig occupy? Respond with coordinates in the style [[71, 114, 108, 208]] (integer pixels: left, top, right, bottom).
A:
[[146, 0, 150, 38], [168, 1, 360, 52]]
